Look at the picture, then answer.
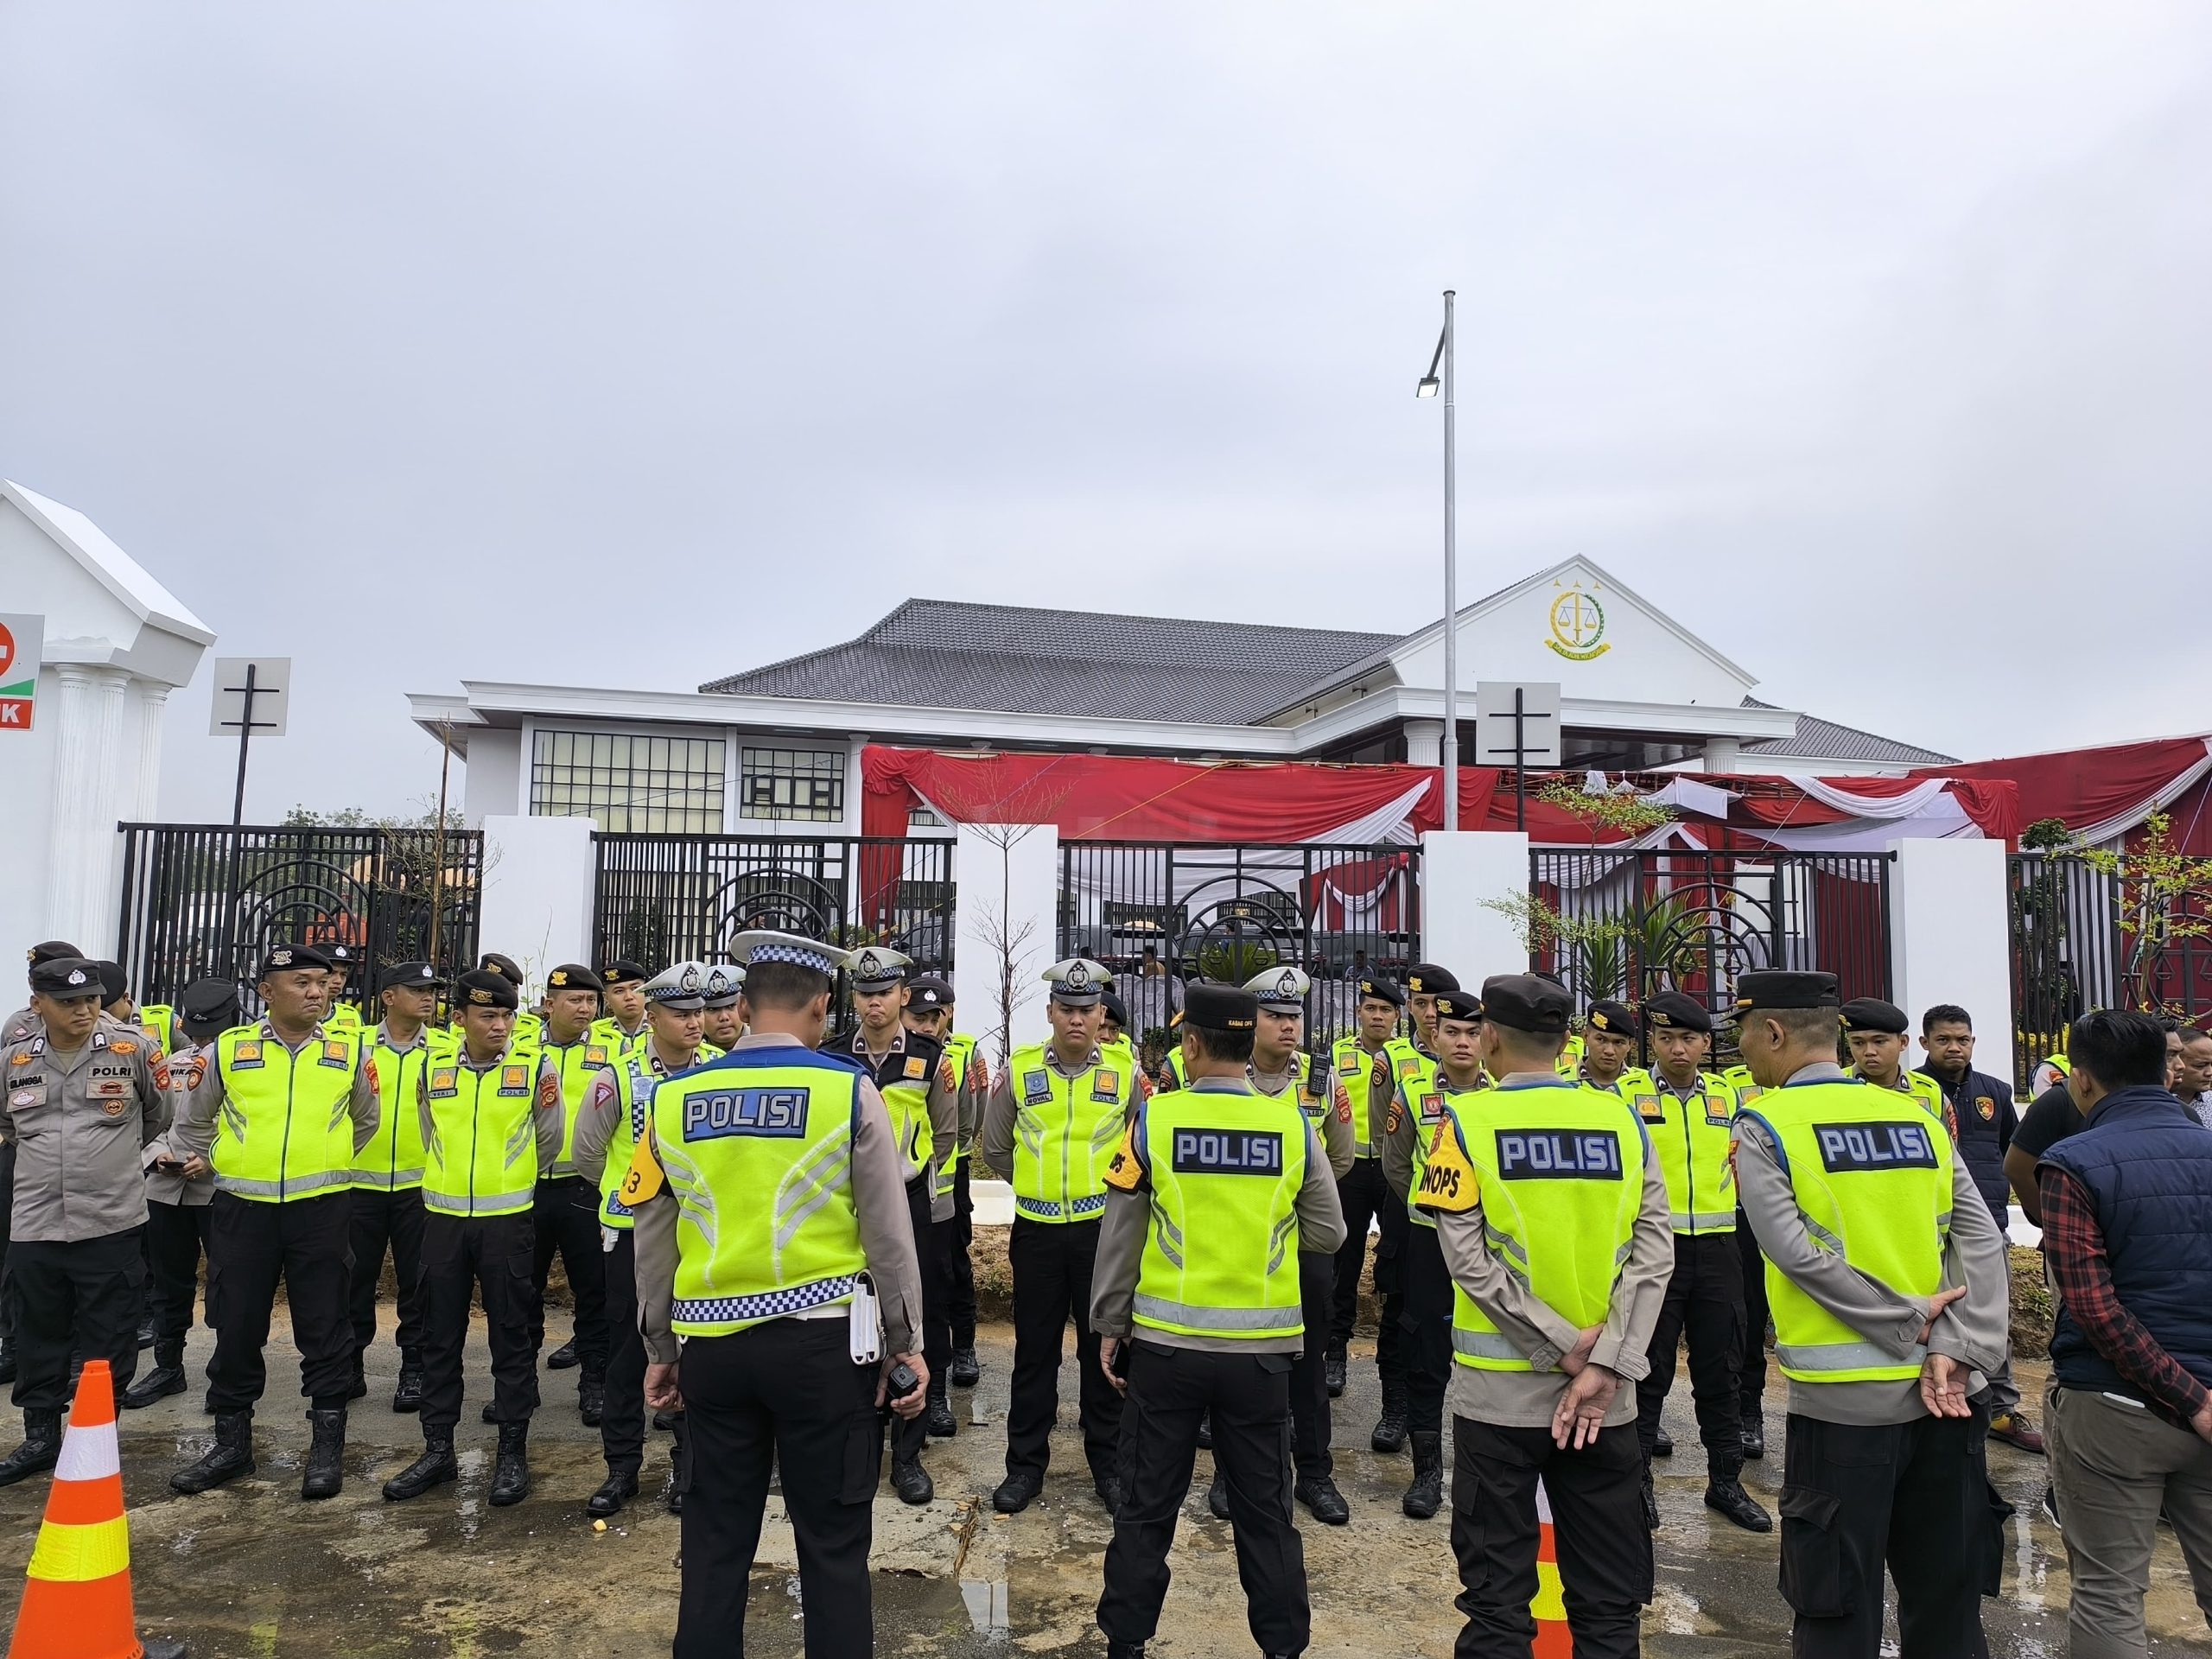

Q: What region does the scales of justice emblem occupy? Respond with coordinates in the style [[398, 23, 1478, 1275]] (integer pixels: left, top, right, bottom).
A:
[[1546, 585, 1610, 661]]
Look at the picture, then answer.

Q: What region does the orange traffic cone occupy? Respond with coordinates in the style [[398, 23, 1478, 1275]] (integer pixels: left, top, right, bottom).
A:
[[6, 1360, 182, 1659], [1530, 1476, 1571, 1658]]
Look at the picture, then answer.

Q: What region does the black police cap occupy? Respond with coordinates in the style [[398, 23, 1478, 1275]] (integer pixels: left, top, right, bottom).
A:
[[180, 977, 242, 1026], [1840, 997, 1910, 1035], [380, 961, 445, 992], [1101, 989, 1129, 1027], [26, 941, 84, 969], [455, 969, 520, 1012], [545, 963, 604, 994], [258, 943, 331, 979], [93, 960, 128, 1004], [479, 952, 526, 987], [907, 975, 952, 1011], [1586, 999, 1638, 1037], [1183, 981, 1259, 1033], [1406, 963, 1459, 995], [29, 958, 103, 1000], [601, 960, 649, 988], [1357, 975, 1405, 1008], [1727, 970, 1840, 1015], [1433, 988, 1484, 1025], [1643, 991, 1713, 1034], [1479, 974, 1573, 1035]]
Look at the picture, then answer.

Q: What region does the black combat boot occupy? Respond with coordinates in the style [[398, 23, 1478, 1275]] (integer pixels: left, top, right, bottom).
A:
[[1704, 1452, 1772, 1533], [1652, 1424, 1674, 1457], [302, 1408, 346, 1500], [925, 1376, 957, 1438], [948, 1344, 980, 1388], [578, 1372, 605, 1427], [546, 1337, 581, 1370], [1370, 1377, 1409, 1454], [392, 1354, 424, 1414], [170, 1411, 256, 1494], [1740, 1413, 1765, 1460], [1324, 1351, 1346, 1398], [489, 1421, 531, 1506], [586, 1465, 639, 1518], [124, 1341, 188, 1409], [384, 1435, 458, 1501], [0, 1410, 62, 1486], [1207, 1468, 1230, 1520], [1402, 1431, 1444, 1519], [1295, 1472, 1350, 1525], [891, 1450, 934, 1504]]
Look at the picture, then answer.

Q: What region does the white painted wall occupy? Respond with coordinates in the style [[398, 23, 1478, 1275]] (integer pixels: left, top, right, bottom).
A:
[[952, 822, 1059, 1071], [462, 728, 523, 825], [1420, 830, 1535, 983], [1887, 837, 2014, 1066], [477, 814, 597, 994]]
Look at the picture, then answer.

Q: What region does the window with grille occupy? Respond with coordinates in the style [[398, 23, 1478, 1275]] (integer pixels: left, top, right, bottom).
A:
[[529, 729, 727, 833], [740, 747, 846, 823]]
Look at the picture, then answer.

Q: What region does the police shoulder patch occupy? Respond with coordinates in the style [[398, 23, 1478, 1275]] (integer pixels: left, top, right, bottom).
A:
[[1414, 1118, 1478, 1213]]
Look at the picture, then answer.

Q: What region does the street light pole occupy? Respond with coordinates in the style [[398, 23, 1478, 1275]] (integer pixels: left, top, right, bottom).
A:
[[1417, 290, 1459, 831]]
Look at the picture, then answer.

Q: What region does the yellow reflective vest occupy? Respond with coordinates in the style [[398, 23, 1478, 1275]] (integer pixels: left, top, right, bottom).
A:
[[542, 1033, 617, 1177], [353, 1023, 454, 1191], [1329, 1036, 1395, 1158], [1402, 1069, 1484, 1230], [1007, 1043, 1137, 1224], [1625, 1069, 1739, 1235], [210, 1024, 366, 1203], [421, 1040, 547, 1217]]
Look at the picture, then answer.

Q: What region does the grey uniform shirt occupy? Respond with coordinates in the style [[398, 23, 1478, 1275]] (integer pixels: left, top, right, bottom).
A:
[[1089, 1077, 1348, 1355], [1433, 1071, 1675, 1430], [632, 1032, 925, 1367], [415, 1044, 563, 1188], [979, 1040, 1114, 1183], [1734, 1060, 2011, 1427], [569, 1037, 701, 1193], [169, 1018, 381, 1172], [143, 1038, 216, 1208], [3, 1014, 167, 1241], [1250, 1058, 1354, 1180], [838, 1027, 959, 1223]]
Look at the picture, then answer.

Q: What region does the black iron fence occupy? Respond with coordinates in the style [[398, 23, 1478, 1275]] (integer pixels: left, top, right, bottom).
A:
[[1056, 840, 1421, 1045], [2009, 851, 2212, 1089], [115, 823, 484, 1014], [1527, 848, 1893, 1056], [591, 834, 956, 973]]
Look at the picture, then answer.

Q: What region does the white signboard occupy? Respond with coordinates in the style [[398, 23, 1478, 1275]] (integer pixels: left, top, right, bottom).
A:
[[0, 613, 41, 733], [209, 657, 292, 739], [1474, 680, 1562, 768]]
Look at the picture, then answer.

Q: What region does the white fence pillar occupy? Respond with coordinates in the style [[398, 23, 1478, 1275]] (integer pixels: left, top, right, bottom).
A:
[[1421, 830, 1534, 982], [1886, 837, 2013, 1065], [478, 815, 597, 994], [953, 823, 1061, 1071]]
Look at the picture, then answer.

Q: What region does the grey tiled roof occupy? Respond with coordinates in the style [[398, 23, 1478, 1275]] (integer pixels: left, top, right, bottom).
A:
[[702, 600, 1404, 724], [1739, 698, 1956, 765]]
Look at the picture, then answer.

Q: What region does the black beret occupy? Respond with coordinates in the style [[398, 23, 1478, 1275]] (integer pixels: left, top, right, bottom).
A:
[[1433, 988, 1484, 1024], [1840, 997, 1910, 1035], [26, 941, 84, 969], [1357, 976, 1405, 1008], [1727, 970, 1840, 1014], [29, 957, 103, 1000], [380, 961, 444, 991], [1183, 981, 1259, 1033], [1406, 963, 1460, 995], [1100, 989, 1129, 1028], [455, 969, 520, 1011], [601, 960, 649, 988], [906, 975, 952, 1011], [545, 963, 603, 994], [180, 977, 242, 1027], [1479, 974, 1573, 1035], [258, 943, 331, 978], [1586, 999, 1638, 1037], [1643, 991, 1713, 1034], [93, 960, 128, 1003], [479, 952, 526, 987], [324, 944, 357, 971]]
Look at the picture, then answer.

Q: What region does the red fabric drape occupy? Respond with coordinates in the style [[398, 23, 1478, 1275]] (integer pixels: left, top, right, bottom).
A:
[[1911, 738, 2212, 845]]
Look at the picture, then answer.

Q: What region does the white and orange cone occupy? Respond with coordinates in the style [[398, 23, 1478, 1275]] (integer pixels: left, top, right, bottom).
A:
[[1530, 1477, 1571, 1659]]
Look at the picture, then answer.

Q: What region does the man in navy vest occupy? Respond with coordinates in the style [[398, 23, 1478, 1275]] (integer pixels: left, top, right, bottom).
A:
[[2038, 1008, 2212, 1659]]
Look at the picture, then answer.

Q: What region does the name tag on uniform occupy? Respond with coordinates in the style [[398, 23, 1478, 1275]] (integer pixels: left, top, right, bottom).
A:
[[1022, 1071, 1051, 1106], [1815, 1121, 1936, 1173], [231, 1042, 264, 1070], [1170, 1128, 1281, 1175], [1497, 1129, 1623, 1180], [1091, 1069, 1121, 1103], [428, 1067, 459, 1097], [683, 1088, 809, 1140], [499, 1064, 531, 1096]]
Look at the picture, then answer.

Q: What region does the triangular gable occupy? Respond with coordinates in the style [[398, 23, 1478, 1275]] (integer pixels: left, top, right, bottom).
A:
[[1, 480, 213, 647]]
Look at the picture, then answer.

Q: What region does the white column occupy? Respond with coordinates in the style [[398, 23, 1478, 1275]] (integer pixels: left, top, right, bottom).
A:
[[1703, 735, 1742, 774], [130, 683, 169, 821], [1402, 719, 1446, 768], [952, 822, 1060, 1073], [477, 815, 599, 989], [1419, 830, 1534, 981], [1886, 837, 2013, 1064], [43, 664, 133, 949]]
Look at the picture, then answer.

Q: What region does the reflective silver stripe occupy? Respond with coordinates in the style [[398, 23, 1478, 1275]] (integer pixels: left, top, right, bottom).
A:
[[1132, 1294, 1301, 1333], [1354, 1141, 1376, 1158], [423, 1187, 534, 1217], [1802, 1215, 1847, 1256], [350, 1167, 425, 1188], [1776, 1339, 1926, 1375], [544, 1160, 576, 1178], [1669, 1211, 1738, 1234], [214, 1169, 353, 1199], [1451, 1328, 1526, 1362]]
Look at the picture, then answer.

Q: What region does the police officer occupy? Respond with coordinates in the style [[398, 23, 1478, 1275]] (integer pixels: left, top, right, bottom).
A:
[[699, 963, 744, 1053], [571, 960, 711, 1517], [1091, 980, 1346, 1659], [828, 944, 956, 1502], [593, 960, 652, 1055], [168, 943, 378, 1499], [1623, 991, 1768, 1532], [384, 969, 562, 1506], [1579, 1000, 1643, 1092], [1843, 999, 1948, 1124], [1243, 964, 1353, 1527], [322, 944, 365, 1033], [126, 978, 235, 1410], [0, 942, 87, 1389], [1325, 974, 1408, 1429], [1420, 973, 1672, 1659], [348, 962, 447, 1412], [1382, 982, 1488, 1520], [1730, 970, 2011, 1658], [475, 951, 543, 1046], [629, 930, 927, 1658], [531, 963, 613, 1420], [906, 976, 984, 1391], [0, 958, 165, 1483], [982, 957, 1138, 1515]]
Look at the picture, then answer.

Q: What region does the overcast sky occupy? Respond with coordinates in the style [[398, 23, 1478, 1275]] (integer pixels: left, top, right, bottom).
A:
[[5, 3, 2209, 820]]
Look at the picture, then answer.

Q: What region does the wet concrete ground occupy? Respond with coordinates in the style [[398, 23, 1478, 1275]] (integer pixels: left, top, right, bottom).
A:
[[0, 1316, 2205, 1656]]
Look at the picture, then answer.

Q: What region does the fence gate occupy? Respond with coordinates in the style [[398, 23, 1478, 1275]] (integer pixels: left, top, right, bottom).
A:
[[1527, 848, 1892, 1059], [116, 823, 484, 1014], [590, 834, 955, 973], [1056, 840, 1421, 1047]]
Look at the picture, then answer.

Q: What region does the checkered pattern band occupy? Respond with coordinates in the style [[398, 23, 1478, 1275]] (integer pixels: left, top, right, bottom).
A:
[[672, 1274, 859, 1328], [751, 944, 837, 974], [1013, 1192, 1108, 1222]]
